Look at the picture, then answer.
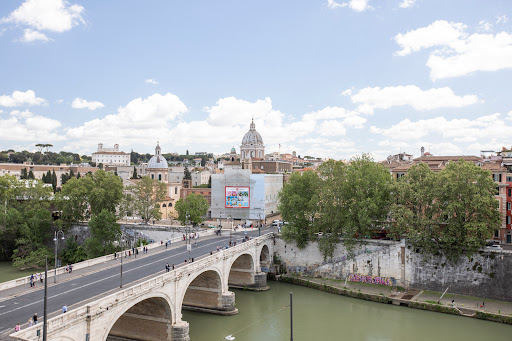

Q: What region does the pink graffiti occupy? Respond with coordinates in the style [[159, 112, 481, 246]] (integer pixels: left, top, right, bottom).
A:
[[348, 273, 392, 286]]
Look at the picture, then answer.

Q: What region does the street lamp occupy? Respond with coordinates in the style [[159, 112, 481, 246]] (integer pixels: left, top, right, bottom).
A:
[[228, 216, 232, 245], [116, 232, 124, 288], [186, 212, 191, 262], [258, 213, 261, 236], [53, 230, 64, 283]]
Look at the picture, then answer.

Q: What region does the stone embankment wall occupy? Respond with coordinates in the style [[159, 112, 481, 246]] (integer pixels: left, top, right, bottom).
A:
[[274, 236, 512, 302]]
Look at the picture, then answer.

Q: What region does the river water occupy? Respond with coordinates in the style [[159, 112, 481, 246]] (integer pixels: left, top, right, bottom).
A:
[[183, 281, 511, 341]]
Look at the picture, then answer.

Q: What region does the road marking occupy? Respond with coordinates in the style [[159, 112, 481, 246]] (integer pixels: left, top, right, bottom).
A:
[[0, 235, 244, 318]]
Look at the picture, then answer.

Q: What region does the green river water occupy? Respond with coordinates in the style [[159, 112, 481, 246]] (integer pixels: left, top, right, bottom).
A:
[[183, 281, 511, 341]]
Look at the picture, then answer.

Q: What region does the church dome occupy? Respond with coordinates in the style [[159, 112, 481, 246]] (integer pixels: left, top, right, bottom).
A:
[[147, 142, 168, 169], [241, 119, 264, 146], [147, 155, 168, 169]]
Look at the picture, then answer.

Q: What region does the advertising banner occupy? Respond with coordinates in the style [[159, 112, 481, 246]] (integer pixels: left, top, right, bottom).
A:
[[225, 186, 250, 208]]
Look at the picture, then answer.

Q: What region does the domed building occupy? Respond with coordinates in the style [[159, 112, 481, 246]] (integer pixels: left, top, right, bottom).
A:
[[147, 142, 169, 182], [240, 119, 264, 159]]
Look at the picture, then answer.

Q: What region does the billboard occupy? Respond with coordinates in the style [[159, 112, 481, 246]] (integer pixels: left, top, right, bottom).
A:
[[225, 186, 250, 208]]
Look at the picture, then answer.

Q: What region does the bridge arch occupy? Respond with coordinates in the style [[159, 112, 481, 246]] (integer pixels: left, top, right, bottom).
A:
[[259, 243, 271, 271], [228, 252, 256, 288], [179, 267, 235, 314], [102, 292, 174, 341]]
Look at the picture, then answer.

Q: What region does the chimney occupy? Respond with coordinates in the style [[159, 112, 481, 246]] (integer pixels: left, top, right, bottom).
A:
[[421, 146, 425, 157]]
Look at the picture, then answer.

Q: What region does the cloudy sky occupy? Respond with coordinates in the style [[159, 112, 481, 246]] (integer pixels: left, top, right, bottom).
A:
[[0, 0, 511, 160]]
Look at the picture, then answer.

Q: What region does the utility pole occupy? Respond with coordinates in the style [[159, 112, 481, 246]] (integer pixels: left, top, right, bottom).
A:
[[43, 257, 48, 341], [290, 292, 293, 341], [54, 230, 64, 283]]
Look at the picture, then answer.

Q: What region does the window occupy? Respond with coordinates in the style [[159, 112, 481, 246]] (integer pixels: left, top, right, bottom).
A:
[[159, 174, 162, 181], [175, 187, 177, 195], [499, 174, 503, 182], [508, 202, 511, 211], [508, 189, 511, 197], [507, 176, 512, 182], [151, 174, 154, 179], [494, 230, 499, 238], [507, 216, 511, 225]]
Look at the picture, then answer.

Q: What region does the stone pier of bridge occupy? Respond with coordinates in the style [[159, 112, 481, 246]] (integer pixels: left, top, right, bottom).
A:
[[10, 233, 274, 341]]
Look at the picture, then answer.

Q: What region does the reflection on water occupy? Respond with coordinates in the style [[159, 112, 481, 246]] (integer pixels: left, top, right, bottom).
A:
[[183, 281, 511, 341]]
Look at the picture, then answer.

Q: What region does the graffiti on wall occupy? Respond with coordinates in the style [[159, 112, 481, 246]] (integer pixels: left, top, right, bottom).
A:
[[348, 273, 396, 286]]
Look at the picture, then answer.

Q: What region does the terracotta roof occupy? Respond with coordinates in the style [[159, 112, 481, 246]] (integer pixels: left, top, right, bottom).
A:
[[413, 155, 479, 162], [92, 151, 129, 155], [481, 163, 507, 171]]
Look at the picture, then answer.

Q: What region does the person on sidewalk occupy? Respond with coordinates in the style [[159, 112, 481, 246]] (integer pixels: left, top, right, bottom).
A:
[[33, 313, 38, 324], [62, 305, 67, 313], [28, 319, 33, 327], [15, 323, 21, 332]]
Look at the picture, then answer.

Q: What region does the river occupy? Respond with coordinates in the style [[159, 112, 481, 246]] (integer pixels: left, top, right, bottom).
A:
[[183, 281, 511, 341]]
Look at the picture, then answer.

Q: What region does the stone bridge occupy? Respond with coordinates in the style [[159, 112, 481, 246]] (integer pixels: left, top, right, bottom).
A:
[[11, 233, 274, 341]]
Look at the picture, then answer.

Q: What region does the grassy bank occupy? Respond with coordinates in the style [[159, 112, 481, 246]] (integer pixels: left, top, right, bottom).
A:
[[0, 262, 34, 283]]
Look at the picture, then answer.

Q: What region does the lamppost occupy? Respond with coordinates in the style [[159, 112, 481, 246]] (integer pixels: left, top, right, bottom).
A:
[[228, 216, 232, 245], [186, 212, 191, 262], [258, 213, 261, 236], [116, 232, 124, 288], [53, 230, 64, 283]]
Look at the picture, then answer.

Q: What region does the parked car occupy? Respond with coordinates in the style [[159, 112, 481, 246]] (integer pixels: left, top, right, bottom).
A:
[[272, 220, 283, 227], [486, 245, 503, 251]]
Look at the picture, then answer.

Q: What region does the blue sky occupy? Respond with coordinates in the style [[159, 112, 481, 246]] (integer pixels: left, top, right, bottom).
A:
[[0, 0, 511, 160]]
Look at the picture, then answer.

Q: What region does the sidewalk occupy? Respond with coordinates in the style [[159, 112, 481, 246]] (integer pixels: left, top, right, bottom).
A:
[[0, 233, 211, 301]]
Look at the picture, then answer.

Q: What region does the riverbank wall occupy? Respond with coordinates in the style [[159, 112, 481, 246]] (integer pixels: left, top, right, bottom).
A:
[[275, 275, 512, 326], [273, 236, 512, 302]]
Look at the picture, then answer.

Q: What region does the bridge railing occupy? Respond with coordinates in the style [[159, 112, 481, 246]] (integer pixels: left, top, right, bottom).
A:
[[0, 229, 215, 292], [10, 233, 274, 341]]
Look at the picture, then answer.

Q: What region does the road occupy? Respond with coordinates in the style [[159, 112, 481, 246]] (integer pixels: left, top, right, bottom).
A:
[[0, 228, 267, 338]]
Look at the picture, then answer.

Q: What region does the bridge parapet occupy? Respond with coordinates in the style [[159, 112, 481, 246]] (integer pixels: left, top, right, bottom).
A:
[[10, 233, 274, 341]]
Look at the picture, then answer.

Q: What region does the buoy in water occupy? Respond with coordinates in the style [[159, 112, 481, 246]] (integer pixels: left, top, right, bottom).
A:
[[225, 335, 235, 340]]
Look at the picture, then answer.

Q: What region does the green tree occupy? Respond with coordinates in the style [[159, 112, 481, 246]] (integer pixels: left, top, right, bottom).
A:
[[20, 168, 28, 179], [98, 163, 103, 170], [437, 161, 500, 261], [131, 166, 138, 179], [28, 170, 35, 179], [391, 160, 501, 262], [51, 170, 57, 192], [130, 176, 166, 224], [184, 166, 192, 180], [56, 170, 124, 224], [390, 163, 441, 255], [56, 177, 90, 223], [84, 209, 120, 258], [175, 193, 209, 226], [278, 170, 320, 249]]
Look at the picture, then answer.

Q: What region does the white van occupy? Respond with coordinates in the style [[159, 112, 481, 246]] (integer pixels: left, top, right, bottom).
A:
[[272, 220, 282, 227]]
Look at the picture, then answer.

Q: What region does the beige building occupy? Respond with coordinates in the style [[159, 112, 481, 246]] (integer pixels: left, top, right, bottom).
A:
[[0, 163, 98, 187], [92, 143, 130, 166]]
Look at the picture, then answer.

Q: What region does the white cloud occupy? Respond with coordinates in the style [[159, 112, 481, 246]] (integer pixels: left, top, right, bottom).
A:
[[478, 20, 492, 32], [145, 79, 158, 85], [496, 15, 508, 24], [0, 115, 63, 142], [394, 20, 512, 80], [72, 98, 104, 110], [348, 85, 479, 114], [66, 93, 188, 147], [10, 109, 33, 118], [327, 0, 371, 12], [370, 113, 511, 156], [394, 20, 467, 57], [2, 0, 85, 32], [341, 89, 352, 96], [0, 90, 46, 107], [399, 0, 416, 8], [303, 106, 358, 121], [21, 28, 50, 42]]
